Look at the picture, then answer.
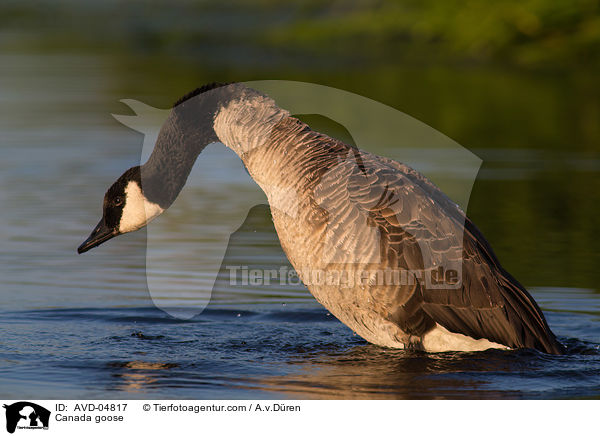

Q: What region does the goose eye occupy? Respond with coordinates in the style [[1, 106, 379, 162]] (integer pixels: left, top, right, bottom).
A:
[[114, 197, 123, 206]]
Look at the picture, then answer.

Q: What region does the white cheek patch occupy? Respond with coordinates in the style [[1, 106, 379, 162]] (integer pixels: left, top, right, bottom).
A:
[[119, 181, 164, 233]]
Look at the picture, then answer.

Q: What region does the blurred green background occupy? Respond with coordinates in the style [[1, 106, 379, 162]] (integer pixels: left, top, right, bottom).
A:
[[1, 0, 599, 290]]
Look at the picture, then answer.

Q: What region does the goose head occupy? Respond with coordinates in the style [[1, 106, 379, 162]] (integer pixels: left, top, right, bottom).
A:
[[77, 82, 260, 255], [77, 166, 164, 253]]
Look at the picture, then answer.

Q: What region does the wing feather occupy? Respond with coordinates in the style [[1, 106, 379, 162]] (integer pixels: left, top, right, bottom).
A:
[[322, 149, 564, 353]]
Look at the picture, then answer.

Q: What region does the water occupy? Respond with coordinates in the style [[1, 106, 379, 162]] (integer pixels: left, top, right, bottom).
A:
[[1, 54, 599, 399], [1, 299, 599, 399]]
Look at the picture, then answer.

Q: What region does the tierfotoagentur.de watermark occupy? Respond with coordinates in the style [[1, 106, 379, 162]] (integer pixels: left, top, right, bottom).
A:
[[226, 265, 460, 289]]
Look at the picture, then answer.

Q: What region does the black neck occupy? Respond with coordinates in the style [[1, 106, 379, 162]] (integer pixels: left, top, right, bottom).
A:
[[140, 85, 241, 208]]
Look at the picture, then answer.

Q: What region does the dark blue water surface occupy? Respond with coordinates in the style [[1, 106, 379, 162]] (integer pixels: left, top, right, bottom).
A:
[[1, 299, 599, 399]]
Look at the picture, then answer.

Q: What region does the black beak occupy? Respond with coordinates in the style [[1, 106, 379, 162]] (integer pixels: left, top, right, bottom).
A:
[[77, 219, 119, 254]]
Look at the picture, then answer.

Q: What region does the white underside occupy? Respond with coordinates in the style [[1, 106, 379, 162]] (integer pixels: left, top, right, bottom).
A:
[[421, 323, 509, 352]]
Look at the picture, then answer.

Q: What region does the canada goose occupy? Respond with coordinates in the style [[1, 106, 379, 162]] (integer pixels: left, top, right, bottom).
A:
[[78, 83, 564, 354]]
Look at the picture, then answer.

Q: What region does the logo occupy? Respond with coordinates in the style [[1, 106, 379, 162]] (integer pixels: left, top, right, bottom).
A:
[[3, 402, 50, 434], [111, 80, 482, 318]]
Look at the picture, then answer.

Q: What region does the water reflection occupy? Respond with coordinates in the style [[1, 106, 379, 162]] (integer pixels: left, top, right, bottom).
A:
[[255, 343, 597, 399], [109, 361, 179, 392]]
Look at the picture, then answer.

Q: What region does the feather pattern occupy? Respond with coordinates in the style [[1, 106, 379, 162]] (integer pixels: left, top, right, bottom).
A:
[[212, 101, 564, 354]]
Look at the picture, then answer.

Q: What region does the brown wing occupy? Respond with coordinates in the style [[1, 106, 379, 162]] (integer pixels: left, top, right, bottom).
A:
[[315, 148, 564, 354]]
